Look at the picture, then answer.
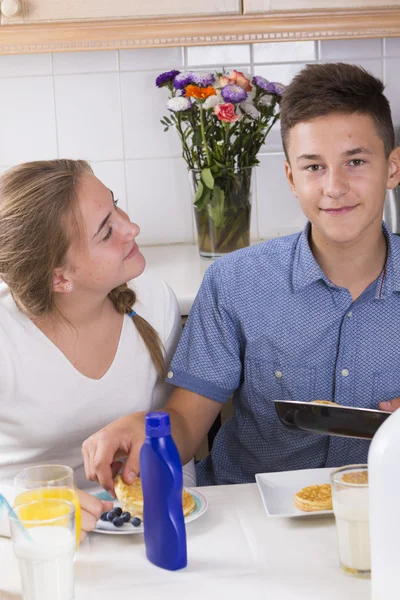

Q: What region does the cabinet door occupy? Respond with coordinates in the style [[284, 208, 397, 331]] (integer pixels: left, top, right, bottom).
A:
[[244, 0, 400, 12], [2, 0, 241, 25]]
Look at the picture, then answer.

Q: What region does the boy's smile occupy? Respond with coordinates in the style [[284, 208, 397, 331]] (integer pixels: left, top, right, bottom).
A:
[[284, 112, 400, 249]]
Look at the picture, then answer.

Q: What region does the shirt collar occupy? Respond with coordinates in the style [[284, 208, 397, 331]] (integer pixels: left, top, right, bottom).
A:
[[292, 222, 333, 293], [292, 221, 400, 297]]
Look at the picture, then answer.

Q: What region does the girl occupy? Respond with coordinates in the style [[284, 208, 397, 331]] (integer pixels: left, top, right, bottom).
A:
[[0, 159, 194, 539]]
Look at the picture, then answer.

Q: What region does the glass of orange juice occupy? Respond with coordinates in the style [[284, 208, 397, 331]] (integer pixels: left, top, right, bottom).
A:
[[13, 465, 81, 549]]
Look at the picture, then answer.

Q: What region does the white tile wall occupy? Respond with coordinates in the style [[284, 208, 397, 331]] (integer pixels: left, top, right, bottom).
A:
[[186, 44, 251, 67], [0, 37, 398, 245], [54, 72, 124, 161], [253, 41, 316, 63]]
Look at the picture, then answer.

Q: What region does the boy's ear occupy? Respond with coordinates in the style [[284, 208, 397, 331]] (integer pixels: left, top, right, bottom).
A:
[[387, 146, 400, 189], [284, 160, 298, 197]]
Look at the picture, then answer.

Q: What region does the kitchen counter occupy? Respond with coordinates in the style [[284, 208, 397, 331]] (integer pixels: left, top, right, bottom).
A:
[[141, 243, 214, 316]]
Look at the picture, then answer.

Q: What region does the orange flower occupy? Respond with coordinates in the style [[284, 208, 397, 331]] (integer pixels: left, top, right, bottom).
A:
[[185, 85, 217, 100]]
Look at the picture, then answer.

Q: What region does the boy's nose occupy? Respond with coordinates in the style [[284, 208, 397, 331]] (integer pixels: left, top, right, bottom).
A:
[[323, 170, 350, 199]]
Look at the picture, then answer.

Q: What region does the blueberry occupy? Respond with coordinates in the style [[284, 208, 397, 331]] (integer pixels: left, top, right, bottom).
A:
[[106, 510, 117, 522], [112, 516, 124, 527], [131, 517, 142, 527], [100, 512, 109, 522], [113, 507, 123, 517], [121, 511, 131, 523]]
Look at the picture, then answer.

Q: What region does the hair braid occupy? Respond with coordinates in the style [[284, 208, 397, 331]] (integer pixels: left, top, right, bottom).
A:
[[108, 283, 165, 378]]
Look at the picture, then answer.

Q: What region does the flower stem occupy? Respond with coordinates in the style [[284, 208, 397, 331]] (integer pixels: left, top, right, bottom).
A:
[[199, 104, 211, 167]]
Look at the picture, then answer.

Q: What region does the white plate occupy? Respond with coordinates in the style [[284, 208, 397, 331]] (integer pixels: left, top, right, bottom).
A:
[[93, 488, 208, 535], [255, 467, 335, 518]]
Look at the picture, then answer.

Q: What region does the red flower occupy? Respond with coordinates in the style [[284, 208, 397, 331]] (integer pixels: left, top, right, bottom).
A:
[[214, 103, 240, 123]]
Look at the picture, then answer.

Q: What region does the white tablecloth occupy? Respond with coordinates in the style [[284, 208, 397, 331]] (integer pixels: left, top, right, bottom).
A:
[[0, 483, 371, 600]]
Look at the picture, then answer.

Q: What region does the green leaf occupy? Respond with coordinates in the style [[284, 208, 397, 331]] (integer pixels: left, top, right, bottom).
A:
[[193, 129, 202, 147], [207, 186, 226, 228], [194, 180, 204, 203], [194, 187, 210, 211], [201, 168, 214, 190]]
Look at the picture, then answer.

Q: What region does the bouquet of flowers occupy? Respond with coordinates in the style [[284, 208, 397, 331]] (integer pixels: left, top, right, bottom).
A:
[[156, 68, 285, 256]]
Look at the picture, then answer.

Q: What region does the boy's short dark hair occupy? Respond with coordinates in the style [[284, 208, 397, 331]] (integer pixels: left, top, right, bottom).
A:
[[280, 62, 395, 160]]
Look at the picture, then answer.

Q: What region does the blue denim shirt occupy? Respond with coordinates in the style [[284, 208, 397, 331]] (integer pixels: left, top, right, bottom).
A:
[[168, 223, 400, 486]]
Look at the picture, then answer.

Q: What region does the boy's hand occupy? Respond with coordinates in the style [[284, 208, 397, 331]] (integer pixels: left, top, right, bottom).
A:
[[379, 398, 400, 412]]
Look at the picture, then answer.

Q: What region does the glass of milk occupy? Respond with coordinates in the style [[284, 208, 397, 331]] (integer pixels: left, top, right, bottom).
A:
[[330, 464, 370, 578], [9, 498, 75, 600]]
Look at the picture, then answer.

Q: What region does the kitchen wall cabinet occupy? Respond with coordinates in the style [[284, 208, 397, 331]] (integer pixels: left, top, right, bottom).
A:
[[1, 0, 241, 25], [0, 0, 400, 55]]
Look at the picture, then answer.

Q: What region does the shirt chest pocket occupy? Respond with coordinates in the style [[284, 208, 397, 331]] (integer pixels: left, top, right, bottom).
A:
[[246, 360, 316, 403], [373, 369, 400, 404]]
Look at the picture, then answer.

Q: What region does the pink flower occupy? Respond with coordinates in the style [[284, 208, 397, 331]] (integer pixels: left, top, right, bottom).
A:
[[219, 70, 252, 92], [214, 103, 240, 123]]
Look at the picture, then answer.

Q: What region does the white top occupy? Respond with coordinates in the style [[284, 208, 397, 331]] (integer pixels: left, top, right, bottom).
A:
[[0, 274, 195, 535], [0, 482, 372, 599]]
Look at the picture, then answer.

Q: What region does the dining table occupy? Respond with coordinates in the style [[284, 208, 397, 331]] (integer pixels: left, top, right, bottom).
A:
[[0, 482, 371, 600]]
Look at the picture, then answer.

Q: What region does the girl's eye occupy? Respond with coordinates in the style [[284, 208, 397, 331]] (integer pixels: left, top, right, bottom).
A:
[[103, 226, 112, 242]]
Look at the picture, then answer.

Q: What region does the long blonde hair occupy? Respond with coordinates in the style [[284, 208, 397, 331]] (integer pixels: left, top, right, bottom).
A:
[[0, 159, 165, 377]]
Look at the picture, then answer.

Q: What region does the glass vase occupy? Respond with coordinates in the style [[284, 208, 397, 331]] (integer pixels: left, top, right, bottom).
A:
[[190, 166, 253, 259]]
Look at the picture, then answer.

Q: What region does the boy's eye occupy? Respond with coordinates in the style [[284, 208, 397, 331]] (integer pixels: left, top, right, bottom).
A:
[[103, 226, 112, 242], [305, 164, 322, 172], [349, 159, 365, 167]]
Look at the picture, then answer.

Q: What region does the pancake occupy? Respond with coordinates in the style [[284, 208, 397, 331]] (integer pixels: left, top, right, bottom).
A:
[[294, 483, 332, 512], [114, 474, 196, 519], [311, 400, 341, 406]]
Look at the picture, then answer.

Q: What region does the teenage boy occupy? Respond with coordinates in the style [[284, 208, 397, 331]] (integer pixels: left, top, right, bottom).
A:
[[83, 62, 400, 491]]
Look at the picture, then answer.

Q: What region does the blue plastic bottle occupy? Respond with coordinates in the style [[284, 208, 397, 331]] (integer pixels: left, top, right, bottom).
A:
[[139, 411, 187, 571]]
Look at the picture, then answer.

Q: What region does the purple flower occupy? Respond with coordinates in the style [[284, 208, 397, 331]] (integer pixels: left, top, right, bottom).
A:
[[268, 82, 286, 96], [252, 76, 271, 92], [252, 76, 286, 96], [221, 84, 248, 104], [173, 72, 194, 89], [191, 71, 215, 87], [156, 70, 180, 88]]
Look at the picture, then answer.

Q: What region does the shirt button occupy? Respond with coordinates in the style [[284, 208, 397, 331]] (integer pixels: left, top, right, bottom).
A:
[[167, 371, 174, 379], [347, 311, 353, 318], [341, 368, 349, 377], [274, 370, 283, 379]]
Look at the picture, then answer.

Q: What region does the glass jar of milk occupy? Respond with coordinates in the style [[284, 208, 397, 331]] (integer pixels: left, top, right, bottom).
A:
[[331, 464, 370, 578], [9, 498, 75, 600]]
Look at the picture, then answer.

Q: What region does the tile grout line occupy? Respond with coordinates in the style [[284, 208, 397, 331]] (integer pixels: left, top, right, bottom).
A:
[[50, 53, 60, 158], [116, 50, 130, 217]]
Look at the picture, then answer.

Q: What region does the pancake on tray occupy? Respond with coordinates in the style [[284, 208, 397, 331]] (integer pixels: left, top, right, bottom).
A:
[[294, 483, 332, 512]]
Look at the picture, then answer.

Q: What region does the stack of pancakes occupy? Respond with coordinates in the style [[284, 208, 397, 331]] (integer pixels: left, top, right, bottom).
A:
[[114, 474, 196, 520]]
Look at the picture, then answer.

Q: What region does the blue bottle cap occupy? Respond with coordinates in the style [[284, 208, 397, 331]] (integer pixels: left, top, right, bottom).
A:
[[145, 412, 171, 437]]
